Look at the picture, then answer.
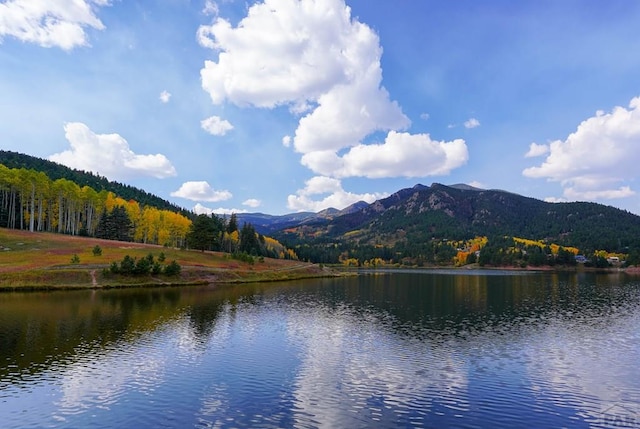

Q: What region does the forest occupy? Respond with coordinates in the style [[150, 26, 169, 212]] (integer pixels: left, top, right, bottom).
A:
[[275, 183, 640, 268], [0, 163, 297, 260], [0, 163, 192, 247], [0, 150, 189, 215]]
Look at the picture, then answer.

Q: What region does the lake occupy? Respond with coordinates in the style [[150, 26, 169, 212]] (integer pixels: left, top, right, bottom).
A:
[[1, 270, 639, 428]]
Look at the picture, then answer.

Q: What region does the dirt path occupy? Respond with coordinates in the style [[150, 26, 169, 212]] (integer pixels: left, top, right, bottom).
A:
[[90, 270, 97, 287]]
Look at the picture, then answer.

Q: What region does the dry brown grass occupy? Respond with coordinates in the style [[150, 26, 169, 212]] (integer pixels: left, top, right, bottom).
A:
[[0, 229, 334, 289]]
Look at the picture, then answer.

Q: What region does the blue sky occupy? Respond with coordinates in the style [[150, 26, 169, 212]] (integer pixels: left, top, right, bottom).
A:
[[1, 0, 640, 215]]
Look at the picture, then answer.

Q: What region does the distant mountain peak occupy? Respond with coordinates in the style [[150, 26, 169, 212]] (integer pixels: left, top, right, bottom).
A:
[[271, 182, 640, 256]]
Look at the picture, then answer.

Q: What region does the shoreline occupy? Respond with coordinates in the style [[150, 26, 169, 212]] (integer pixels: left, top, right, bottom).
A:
[[1, 263, 631, 292], [0, 229, 349, 291], [0, 264, 351, 292], [1, 229, 633, 292]]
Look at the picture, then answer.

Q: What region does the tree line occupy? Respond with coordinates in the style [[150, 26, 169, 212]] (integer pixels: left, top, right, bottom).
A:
[[0, 164, 191, 247], [0, 164, 297, 260], [187, 213, 297, 260], [0, 150, 189, 216], [280, 231, 633, 269]]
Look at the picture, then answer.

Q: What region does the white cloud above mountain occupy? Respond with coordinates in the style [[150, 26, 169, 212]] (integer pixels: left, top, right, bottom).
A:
[[49, 122, 176, 181], [170, 181, 232, 202], [198, 0, 468, 195], [242, 198, 261, 208], [523, 96, 640, 201], [287, 176, 387, 212], [301, 131, 468, 178], [193, 203, 247, 216]]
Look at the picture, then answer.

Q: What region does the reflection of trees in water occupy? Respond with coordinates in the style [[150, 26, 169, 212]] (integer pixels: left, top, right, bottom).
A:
[[2, 273, 636, 386], [298, 271, 640, 339], [187, 299, 224, 339], [0, 286, 228, 382]]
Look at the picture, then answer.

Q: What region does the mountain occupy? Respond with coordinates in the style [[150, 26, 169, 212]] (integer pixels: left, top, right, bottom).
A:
[[234, 212, 317, 234], [0, 150, 191, 217], [236, 200, 371, 235], [273, 183, 640, 261], [7, 149, 640, 264]]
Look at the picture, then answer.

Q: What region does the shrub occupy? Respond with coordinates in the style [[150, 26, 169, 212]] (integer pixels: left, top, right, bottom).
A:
[[92, 245, 102, 256], [70, 254, 80, 264], [164, 260, 181, 276], [232, 252, 254, 264], [134, 256, 152, 275], [108, 254, 181, 278], [119, 255, 135, 275], [151, 262, 163, 275]]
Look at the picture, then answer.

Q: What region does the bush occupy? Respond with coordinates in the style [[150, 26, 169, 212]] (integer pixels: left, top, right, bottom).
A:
[[108, 253, 181, 277], [119, 255, 135, 275], [70, 254, 80, 264], [164, 260, 181, 276], [92, 245, 102, 256], [232, 252, 254, 264], [134, 256, 152, 275], [151, 262, 163, 275]]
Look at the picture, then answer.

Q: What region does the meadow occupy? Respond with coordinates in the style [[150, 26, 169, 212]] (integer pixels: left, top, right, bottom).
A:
[[0, 229, 330, 289]]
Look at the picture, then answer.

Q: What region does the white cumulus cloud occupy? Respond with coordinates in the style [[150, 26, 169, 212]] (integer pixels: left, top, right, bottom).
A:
[[242, 198, 261, 208], [193, 203, 247, 216], [523, 96, 640, 201], [287, 176, 387, 212], [525, 142, 549, 158], [464, 118, 480, 129], [198, 0, 467, 181], [301, 131, 468, 178], [0, 0, 110, 50], [201, 115, 234, 136], [171, 181, 232, 202], [49, 122, 176, 180]]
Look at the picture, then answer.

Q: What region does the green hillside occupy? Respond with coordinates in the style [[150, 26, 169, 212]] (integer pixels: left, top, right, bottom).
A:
[[275, 183, 640, 266], [0, 150, 191, 217]]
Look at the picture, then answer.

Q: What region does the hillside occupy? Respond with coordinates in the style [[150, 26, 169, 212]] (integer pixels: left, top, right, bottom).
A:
[[0, 150, 191, 217], [274, 183, 640, 264], [0, 229, 333, 289]]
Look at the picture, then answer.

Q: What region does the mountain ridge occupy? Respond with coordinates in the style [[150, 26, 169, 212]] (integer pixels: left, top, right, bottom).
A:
[[270, 183, 640, 263], [4, 151, 640, 262]]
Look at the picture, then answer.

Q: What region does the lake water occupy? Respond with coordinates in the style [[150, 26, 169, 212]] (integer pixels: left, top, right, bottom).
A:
[[1, 270, 639, 428]]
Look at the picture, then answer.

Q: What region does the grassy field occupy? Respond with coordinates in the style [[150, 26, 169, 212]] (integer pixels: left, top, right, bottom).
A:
[[0, 229, 337, 290]]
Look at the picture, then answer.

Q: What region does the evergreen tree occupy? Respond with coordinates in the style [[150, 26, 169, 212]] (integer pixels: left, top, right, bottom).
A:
[[239, 222, 261, 255], [95, 206, 132, 241], [187, 214, 222, 251], [227, 213, 238, 234], [111, 206, 133, 241]]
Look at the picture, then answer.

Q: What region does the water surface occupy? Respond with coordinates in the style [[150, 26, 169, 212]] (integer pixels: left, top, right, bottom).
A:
[[1, 271, 639, 428]]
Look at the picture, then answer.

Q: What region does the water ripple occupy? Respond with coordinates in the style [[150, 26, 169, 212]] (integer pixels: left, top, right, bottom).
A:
[[1, 274, 640, 428]]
